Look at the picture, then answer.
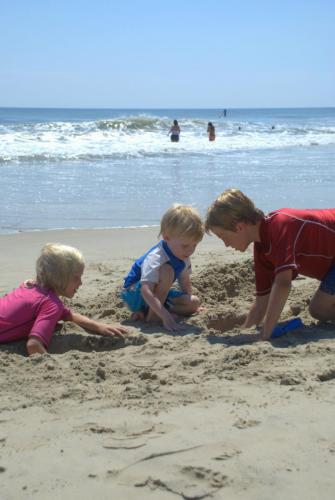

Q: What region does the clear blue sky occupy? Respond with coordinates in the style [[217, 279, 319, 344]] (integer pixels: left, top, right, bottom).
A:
[[1, 0, 334, 108]]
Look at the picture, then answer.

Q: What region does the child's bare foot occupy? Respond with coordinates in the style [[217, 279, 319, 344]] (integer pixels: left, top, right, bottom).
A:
[[131, 311, 145, 321]]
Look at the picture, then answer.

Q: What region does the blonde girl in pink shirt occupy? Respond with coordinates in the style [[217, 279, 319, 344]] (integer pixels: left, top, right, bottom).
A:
[[0, 243, 127, 355]]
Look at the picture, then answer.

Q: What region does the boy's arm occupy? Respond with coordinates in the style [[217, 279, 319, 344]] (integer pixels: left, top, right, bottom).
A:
[[243, 294, 270, 329], [141, 282, 181, 332], [260, 269, 292, 340], [69, 312, 127, 339]]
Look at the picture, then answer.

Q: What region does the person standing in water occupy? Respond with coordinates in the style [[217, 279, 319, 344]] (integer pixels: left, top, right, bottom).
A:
[[207, 122, 216, 141], [169, 120, 180, 142]]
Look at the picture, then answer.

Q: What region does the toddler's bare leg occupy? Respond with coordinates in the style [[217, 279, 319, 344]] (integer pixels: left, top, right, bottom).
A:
[[169, 294, 201, 316]]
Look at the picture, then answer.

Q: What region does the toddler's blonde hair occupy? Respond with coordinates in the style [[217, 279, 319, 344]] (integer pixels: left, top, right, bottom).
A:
[[205, 189, 264, 232], [36, 243, 85, 294], [160, 204, 204, 241]]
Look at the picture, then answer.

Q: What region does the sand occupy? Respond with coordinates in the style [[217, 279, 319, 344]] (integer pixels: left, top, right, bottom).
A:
[[1, 228, 335, 500]]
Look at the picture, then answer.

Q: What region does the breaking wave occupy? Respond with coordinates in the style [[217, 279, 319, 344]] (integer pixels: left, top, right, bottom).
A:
[[1, 114, 335, 163]]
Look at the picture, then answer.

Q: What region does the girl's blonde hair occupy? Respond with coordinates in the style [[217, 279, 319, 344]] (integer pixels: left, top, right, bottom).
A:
[[205, 189, 264, 232], [160, 204, 204, 241], [36, 243, 85, 294]]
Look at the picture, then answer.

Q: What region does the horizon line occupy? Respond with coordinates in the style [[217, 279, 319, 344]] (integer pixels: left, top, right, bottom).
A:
[[0, 105, 334, 111]]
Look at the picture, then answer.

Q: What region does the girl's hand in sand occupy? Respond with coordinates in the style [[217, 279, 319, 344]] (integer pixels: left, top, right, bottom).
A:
[[71, 312, 127, 339], [97, 323, 128, 339]]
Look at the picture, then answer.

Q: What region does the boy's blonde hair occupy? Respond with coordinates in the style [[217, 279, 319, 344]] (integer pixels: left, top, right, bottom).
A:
[[205, 189, 264, 232], [160, 204, 204, 241], [36, 243, 85, 294]]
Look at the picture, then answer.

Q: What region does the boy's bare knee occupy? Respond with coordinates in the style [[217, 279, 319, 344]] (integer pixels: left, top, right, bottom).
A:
[[309, 302, 320, 320], [309, 289, 335, 322], [309, 301, 329, 322]]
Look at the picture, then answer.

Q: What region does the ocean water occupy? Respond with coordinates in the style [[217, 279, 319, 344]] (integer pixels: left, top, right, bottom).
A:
[[0, 107, 334, 233]]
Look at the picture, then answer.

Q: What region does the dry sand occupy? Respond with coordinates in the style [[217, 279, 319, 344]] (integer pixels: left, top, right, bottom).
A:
[[0, 228, 335, 499]]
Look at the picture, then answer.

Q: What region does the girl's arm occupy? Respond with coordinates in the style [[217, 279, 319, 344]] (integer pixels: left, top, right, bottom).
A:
[[69, 312, 127, 339]]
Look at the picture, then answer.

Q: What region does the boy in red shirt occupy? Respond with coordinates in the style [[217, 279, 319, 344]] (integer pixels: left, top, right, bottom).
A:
[[205, 188, 335, 340]]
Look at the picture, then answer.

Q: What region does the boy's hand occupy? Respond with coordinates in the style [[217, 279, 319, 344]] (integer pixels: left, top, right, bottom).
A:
[[258, 327, 272, 341], [97, 323, 128, 339], [243, 295, 269, 328]]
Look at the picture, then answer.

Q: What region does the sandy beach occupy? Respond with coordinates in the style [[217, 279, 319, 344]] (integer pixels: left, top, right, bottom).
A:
[[1, 228, 335, 500]]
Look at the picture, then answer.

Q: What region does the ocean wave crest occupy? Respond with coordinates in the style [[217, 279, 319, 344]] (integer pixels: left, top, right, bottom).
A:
[[1, 114, 335, 164], [96, 116, 169, 131]]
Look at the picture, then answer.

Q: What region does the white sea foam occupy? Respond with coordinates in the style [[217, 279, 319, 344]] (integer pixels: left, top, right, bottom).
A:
[[0, 115, 335, 163]]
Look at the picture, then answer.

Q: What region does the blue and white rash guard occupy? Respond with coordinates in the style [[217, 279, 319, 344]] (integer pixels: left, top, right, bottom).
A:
[[123, 240, 191, 289]]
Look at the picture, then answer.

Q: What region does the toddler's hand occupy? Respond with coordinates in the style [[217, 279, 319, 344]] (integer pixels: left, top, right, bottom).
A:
[[163, 313, 183, 332]]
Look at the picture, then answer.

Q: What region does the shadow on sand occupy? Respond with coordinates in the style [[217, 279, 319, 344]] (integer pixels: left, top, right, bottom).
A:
[[0, 330, 147, 356], [205, 323, 335, 347]]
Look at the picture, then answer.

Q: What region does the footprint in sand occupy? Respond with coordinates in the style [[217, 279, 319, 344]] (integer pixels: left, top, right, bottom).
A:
[[233, 418, 261, 429], [214, 448, 241, 460], [135, 466, 228, 498], [181, 465, 228, 488], [88, 424, 115, 434]]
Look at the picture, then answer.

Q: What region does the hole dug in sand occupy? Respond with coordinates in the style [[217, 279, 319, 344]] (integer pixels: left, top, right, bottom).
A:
[[206, 311, 246, 333]]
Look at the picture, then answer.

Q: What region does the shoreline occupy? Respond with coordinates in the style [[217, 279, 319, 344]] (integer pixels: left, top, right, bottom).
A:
[[0, 224, 160, 236]]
